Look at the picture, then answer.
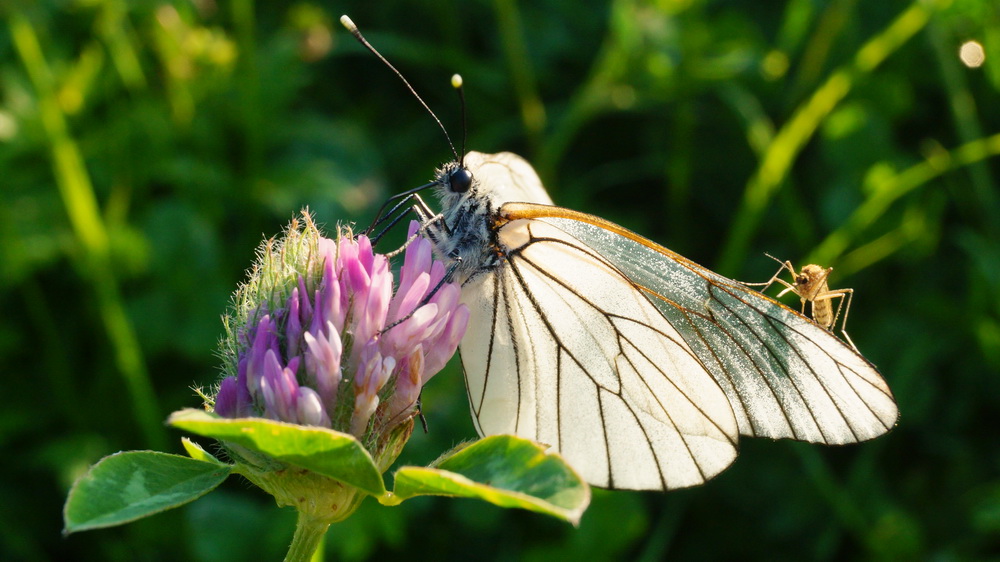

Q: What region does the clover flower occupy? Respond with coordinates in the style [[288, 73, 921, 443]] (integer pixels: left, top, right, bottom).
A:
[[213, 212, 468, 462], [64, 211, 590, 557]]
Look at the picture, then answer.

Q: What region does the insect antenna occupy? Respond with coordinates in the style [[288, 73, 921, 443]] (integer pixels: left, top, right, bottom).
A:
[[340, 15, 459, 163], [340, 16, 465, 336], [741, 253, 793, 292], [451, 74, 468, 166]]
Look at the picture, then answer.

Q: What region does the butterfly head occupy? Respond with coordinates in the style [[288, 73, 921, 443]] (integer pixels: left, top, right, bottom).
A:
[[434, 157, 482, 214], [447, 164, 474, 194]]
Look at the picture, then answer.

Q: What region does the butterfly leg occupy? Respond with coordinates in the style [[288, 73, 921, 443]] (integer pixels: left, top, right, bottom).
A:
[[365, 178, 440, 236], [370, 192, 443, 246], [379, 253, 463, 335]]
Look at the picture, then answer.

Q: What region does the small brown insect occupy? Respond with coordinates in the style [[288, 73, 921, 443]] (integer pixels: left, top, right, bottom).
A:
[[755, 256, 857, 351]]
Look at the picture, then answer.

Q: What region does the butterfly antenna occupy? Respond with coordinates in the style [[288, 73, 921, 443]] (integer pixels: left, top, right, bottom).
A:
[[451, 74, 468, 166], [340, 15, 459, 163]]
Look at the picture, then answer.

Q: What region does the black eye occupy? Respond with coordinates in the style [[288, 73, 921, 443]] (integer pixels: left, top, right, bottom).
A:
[[448, 167, 473, 193]]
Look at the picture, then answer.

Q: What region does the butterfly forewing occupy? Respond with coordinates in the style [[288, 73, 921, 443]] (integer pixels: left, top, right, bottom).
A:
[[460, 217, 739, 490], [461, 151, 555, 205], [535, 215, 898, 444]]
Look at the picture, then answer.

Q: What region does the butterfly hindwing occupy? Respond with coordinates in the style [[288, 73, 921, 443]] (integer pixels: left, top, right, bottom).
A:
[[460, 217, 739, 490]]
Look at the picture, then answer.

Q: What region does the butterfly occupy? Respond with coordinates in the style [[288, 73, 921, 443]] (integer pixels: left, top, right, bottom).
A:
[[413, 150, 898, 491], [339, 15, 898, 491]]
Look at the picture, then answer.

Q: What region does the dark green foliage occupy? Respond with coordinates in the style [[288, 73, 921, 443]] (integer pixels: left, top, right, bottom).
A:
[[3, 0, 999, 559]]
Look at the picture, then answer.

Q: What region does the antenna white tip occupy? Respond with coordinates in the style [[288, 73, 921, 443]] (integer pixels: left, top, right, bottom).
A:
[[340, 15, 357, 33], [451, 74, 463, 89]]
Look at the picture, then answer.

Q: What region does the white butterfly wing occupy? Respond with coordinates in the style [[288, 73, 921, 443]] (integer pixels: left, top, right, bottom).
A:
[[449, 151, 897, 491], [460, 217, 739, 490], [539, 216, 898, 444], [460, 151, 554, 205]]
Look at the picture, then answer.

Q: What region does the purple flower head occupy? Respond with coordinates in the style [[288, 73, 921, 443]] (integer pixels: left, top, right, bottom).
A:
[[214, 213, 467, 454]]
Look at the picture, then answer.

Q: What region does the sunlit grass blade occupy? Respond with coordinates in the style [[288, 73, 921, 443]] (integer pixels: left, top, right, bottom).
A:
[[717, 0, 949, 272]]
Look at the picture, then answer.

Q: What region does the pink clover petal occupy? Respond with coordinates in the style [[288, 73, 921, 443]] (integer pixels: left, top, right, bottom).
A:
[[384, 303, 440, 358], [428, 260, 447, 288], [320, 256, 345, 333], [296, 387, 331, 427], [344, 256, 370, 303], [308, 289, 324, 338], [400, 228, 433, 290], [297, 276, 313, 324], [214, 376, 241, 417], [350, 265, 393, 366], [338, 237, 370, 302], [285, 355, 301, 376], [423, 304, 469, 380], [318, 236, 338, 257], [236, 355, 250, 400], [389, 271, 430, 324], [303, 322, 342, 405], [429, 282, 460, 311], [355, 235, 375, 275], [261, 349, 299, 422], [367, 258, 393, 327], [415, 285, 464, 345], [232, 356, 253, 415], [247, 315, 277, 396], [353, 341, 381, 390], [388, 346, 424, 419], [350, 344, 397, 437]]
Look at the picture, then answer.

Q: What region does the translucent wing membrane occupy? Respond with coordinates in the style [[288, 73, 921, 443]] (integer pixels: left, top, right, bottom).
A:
[[461, 219, 739, 490], [537, 214, 898, 445]]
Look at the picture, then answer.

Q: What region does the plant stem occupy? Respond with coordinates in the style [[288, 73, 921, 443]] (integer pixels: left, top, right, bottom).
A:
[[284, 511, 331, 562]]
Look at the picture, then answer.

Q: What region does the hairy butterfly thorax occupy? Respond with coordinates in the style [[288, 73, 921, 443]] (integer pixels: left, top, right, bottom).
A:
[[432, 152, 555, 284]]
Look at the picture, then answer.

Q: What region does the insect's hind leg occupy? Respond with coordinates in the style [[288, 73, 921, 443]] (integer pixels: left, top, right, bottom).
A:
[[825, 288, 856, 351], [810, 288, 856, 351]]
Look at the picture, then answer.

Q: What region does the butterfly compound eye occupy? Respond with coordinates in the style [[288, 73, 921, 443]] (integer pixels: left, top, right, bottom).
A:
[[448, 167, 473, 193]]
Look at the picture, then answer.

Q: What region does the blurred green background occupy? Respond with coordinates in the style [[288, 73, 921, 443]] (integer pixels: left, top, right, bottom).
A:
[[3, 0, 999, 559]]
